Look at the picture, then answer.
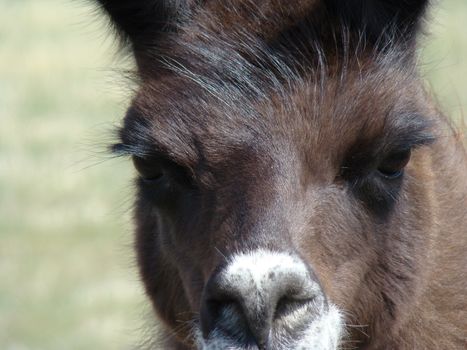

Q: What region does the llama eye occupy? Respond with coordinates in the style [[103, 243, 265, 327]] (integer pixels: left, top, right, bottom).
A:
[[132, 156, 164, 182], [377, 149, 411, 179]]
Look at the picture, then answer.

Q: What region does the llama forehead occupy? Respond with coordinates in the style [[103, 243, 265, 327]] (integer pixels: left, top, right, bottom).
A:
[[110, 0, 433, 174], [121, 54, 430, 175]]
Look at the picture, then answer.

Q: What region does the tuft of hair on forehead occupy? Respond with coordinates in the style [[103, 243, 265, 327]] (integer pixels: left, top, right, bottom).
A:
[[95, 1, 430, 63], [111, 27, 427, 174]]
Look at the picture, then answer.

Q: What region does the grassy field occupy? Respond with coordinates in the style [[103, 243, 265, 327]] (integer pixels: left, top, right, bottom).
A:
[[1, 1, 466, 349]]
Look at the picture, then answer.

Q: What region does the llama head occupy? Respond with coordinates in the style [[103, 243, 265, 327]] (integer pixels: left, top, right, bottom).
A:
[[97, 1, 438, 348]]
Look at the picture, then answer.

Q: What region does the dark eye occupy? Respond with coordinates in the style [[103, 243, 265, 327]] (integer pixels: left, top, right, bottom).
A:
[[132, 155, 195, 189], [132, 156, 196, 209], [377, 149, 411, 179], [132, 156, 165, 183]]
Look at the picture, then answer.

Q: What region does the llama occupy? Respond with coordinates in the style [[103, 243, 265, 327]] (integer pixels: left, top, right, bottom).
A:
[[95, 1, 467, 349]]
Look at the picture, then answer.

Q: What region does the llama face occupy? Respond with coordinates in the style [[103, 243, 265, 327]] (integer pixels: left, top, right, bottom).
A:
[[118, 47, 436, 348], [95, 0, 450, 348]]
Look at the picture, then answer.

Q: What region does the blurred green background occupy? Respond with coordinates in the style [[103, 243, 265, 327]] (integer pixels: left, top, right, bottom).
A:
[[0, 0, 466, 349]]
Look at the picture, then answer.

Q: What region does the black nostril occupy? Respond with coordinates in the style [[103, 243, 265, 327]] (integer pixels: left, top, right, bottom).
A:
[[200, 283, 245, 338], [205, 297, 240, 325], [201, 295, 259, 346]]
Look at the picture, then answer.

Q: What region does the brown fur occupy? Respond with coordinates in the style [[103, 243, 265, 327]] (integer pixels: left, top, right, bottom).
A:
[[95, 0, 467, 348]]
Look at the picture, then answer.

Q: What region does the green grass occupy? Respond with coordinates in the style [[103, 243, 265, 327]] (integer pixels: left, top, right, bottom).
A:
[[422, 0, 467, 123], [0, 0, 466, 349], [0, 1, 145, 349]]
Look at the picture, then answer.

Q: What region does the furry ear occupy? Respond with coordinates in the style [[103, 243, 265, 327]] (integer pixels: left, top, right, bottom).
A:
[[95, 0, 189, 49], [325, 0, 430, 43]]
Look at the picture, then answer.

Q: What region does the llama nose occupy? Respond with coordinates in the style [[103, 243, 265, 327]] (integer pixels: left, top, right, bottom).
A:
[[200, 251, 326, 348]]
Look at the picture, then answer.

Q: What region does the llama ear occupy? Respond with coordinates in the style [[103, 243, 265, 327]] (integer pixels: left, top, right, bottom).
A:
[[96, 0, 189, 49], [325, 0, 430, 43]]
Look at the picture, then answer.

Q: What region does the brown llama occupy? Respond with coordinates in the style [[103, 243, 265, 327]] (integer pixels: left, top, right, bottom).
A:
[[94, 0, 467, 349]]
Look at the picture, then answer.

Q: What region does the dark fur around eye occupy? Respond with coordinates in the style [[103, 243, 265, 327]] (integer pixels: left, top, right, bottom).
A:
[[341, 148, 413, 218], [351, 173, 404, 218]]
